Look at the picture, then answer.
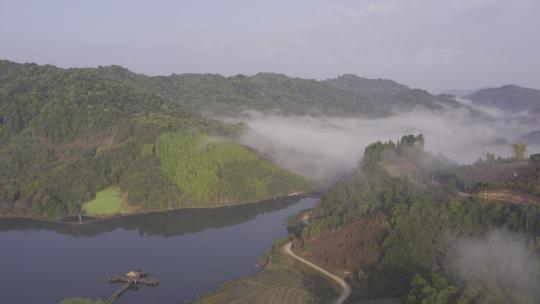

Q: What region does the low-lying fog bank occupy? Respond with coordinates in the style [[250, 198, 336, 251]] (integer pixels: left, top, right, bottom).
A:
[[230, 105, 539, 185], [446, 229, 540, 301]]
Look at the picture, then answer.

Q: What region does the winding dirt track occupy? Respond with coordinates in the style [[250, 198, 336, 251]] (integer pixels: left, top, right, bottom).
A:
[[283, 241, 351, 304]]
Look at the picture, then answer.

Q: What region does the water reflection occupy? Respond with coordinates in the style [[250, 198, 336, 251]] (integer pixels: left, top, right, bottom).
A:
[[0, 196, 301, 237], [0, 197, 317, 304]]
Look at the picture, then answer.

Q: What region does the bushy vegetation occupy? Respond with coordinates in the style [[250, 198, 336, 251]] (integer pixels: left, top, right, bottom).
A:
[[96, 67, 386, 117], [155, 130, 309, 205], [0, 60, 308, 218], [299, 135, 540, 303], [87, 61, 461, 118]]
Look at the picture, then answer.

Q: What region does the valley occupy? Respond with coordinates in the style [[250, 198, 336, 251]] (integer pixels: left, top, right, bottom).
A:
[[1, 60, 539, 304], [3, 2, 540, 304]]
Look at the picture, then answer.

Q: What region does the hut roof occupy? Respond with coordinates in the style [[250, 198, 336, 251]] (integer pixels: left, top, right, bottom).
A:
[[126, 271, 140, 277]]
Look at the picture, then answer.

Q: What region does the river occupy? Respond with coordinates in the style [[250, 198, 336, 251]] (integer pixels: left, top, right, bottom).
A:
[[0, 197, 318, 304]]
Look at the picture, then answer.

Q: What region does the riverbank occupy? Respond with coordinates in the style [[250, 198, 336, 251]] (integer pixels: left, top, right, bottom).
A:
[[1, 197, 319, 304], [190, 219, 350, 304], [0, 192, 317, 226], [190, 237, 338, 304]]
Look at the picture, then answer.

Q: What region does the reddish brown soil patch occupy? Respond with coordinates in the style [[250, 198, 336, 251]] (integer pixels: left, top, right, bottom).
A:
[[35, 133, 116, 161], [301, 213, 390, 277], [382, 157, 415, 178], [477, 190, 540, 205], [461, 162, 534, 184]]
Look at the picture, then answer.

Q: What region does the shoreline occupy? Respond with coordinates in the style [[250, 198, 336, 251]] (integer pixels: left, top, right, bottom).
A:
[[0, 192, 318, 226]]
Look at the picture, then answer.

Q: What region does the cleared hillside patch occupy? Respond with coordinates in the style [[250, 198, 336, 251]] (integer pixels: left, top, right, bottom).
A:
[[155, 130, 310, 205], [82, 188, 129, 216]]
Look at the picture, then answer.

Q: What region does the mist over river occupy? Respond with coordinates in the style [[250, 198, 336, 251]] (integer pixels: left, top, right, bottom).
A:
[[0, 197, 317, 304]]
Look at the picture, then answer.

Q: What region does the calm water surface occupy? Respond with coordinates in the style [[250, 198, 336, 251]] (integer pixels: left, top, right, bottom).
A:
[[0, 197, 317, 304]]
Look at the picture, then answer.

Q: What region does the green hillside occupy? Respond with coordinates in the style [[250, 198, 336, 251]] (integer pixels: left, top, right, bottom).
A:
[[96, 67, 387, 117], [292, 135, 540, 303], [155, 130, 308, 205], [90, 63, 464, 117], [0, 60, 309, 218]]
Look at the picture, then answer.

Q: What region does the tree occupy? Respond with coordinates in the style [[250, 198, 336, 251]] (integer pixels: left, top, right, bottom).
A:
[[512, 143, 526, 161], [530, 153, 540, 165], [416, 134, 425, 148]]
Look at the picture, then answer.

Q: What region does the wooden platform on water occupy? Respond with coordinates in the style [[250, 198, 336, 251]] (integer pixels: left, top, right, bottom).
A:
[[108, 274, 159, 286], [106, 271, 159, 303]]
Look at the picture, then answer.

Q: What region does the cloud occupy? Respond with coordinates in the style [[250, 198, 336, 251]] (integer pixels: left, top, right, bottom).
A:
[[413, 46, 461, 66], [335, 1, 399, 18], [233, 106, 539, 185], [446, 229, 540, 302]]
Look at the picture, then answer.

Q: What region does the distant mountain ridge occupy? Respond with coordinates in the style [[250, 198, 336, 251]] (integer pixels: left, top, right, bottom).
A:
[[324, 74, 463, 112], [92, 62, 464, 116], [465, 84, 540, 113], [442, 89, 479, 97], [0, 60, 470, 118], [323, 74, 409, 100]]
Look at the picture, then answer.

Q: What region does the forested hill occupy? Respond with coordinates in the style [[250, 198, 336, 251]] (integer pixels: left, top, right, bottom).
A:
[[324, 74, 462, 112], [290, 135, 540, 303], [465, 84, 540, 113], [0, 60, 309, 218], [99, 68, 384, 117], [99, 65, 464, 116], [8, 60, 463, 117]]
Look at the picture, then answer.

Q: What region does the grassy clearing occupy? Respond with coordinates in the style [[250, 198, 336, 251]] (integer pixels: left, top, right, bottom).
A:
[[82, 188, 129, 216]]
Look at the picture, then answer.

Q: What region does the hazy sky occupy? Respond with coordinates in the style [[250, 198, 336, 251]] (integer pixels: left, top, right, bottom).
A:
[[1, 0, 539, 92]]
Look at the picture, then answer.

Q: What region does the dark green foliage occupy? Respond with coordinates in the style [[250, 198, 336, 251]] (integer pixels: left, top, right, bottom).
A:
[[95, 67, 388, 117], [302, 136, 540, 302], [398, 134, 425, 149], [86, 61, 463, 117], [0, 60, 307, 218], [362, 134, 426, 167], [406, 273, 456, 304], [362, 140, 398, 166]]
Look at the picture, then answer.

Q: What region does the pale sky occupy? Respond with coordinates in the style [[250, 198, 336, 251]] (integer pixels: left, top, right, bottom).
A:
[[1, 0, 539, 92]]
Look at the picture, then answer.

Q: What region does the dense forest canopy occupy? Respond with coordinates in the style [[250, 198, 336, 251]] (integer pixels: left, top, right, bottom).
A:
[[0, 60, 309, 218], [96, 65, 466, 117], [0, 59, 467, 119], [292, 135, 540, 304]]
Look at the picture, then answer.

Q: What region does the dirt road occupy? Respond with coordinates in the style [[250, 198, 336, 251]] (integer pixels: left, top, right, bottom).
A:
[[283, 241, 351, 304]]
